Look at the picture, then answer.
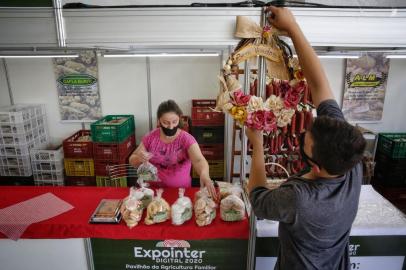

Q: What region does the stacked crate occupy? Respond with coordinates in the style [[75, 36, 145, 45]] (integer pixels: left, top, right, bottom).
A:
[[63, 130, 95, 186], [181, 115, 191, 133], [374, 133, 406, 187], [91, 115, 136, 187], [30, 145, 64, 186], [190, 100, 225, 185], [0, 104, 48, 184]]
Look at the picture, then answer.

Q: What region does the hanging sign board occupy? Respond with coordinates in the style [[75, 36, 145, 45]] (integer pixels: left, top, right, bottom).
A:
[[342, 53, 389, 122], [53, 51, 102, 121]]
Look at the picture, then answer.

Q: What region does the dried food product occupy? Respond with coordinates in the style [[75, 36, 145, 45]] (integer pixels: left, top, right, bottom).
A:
[[144, 189, 170, 225], [137, 162, 158, 182], [121, 195, 143, 228], [171, 188, 193, 225], [217, 182, 243, 200], [220, 194, 245, 222], [194, 187, 212, 202], [194, 188, 216, 227], [107, 118, 126, 124], [76, 135, 91, 142], [130, 185, 154, 209]]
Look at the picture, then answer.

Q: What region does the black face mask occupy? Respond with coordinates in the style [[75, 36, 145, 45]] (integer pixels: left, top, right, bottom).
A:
[[299, 134, 321, 169], [160, 124, 179, 137]]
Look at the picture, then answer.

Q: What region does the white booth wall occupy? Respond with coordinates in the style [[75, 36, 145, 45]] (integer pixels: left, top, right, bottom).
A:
[[0, 56, 220, 144], [0, 57, 405, 144]]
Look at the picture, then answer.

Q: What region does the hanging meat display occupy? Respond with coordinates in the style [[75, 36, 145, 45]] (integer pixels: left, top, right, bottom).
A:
[[214, 15, 315, 179]]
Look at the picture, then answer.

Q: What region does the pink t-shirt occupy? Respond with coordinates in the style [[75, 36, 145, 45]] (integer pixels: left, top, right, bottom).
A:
[[142, 128, 197, 188]]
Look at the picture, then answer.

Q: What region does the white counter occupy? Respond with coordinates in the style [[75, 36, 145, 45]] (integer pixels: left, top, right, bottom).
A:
[[255, 185, 406, 270]]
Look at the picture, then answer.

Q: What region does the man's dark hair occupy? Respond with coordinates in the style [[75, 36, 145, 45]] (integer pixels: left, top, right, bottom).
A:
[[310, 115, 366, 175], [157, 100, 184, 128]]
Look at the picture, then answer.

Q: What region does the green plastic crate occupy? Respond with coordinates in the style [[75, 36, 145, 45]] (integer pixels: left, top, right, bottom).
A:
[[377, 133, 406, 158], [96, 176, 127, 187], [91, 115, 135, 143]]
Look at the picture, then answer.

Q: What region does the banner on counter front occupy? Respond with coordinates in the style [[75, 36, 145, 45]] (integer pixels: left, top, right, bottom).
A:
[[255, 236, 406, 270], [91, 238, 248, 270], [342, 53, 389, 122], [53, 51, 102, 121]]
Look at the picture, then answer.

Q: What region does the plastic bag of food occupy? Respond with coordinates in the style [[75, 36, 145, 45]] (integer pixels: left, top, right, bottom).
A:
[[171, 188, 193, 225], [194, 187, 212, 202], [121, 190, 144, 228], [217, 181, 243, 200], [220, 194, 245, 222], [137, 161, 158, 182], [133, 181, 154, 209], [194, 188, 216, 227], [144, 189, 170, 225]]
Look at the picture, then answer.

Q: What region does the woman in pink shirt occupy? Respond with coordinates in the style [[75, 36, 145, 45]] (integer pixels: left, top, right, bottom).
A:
[[129, 100, 217, 199]]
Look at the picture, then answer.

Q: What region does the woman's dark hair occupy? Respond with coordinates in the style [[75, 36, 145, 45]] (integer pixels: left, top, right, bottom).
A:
[[310, 116, 366, 175], [157, 100, 184, 128]]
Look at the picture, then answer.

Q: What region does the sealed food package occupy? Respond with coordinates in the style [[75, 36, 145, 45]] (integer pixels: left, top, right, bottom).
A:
[[137, 162, 158, 182], [145, 189, 170, 225], [217, 181, 243, 200], [194, 187, 212, 201], [134, 182, 154, 209], [121, 191, 143, 228], [171, 188, 193, 225], [220, 194, 246, 222], [194, 188, 217, 227]]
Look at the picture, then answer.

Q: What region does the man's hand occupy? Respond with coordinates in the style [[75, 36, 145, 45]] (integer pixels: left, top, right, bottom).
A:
[[246, 128, 267, 192], [266, 5, 335, 107], [245, 128, 263, 149], [266, 6, 299, 36]]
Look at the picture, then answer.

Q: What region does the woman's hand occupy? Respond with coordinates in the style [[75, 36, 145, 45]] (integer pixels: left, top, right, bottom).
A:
[[129, 144, 152, 167], [200, 176, 218, 202], [137, 150, 152, 163]]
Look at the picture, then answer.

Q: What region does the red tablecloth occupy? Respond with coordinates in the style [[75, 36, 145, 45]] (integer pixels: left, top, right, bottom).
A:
[[0, 186, 249, 240]]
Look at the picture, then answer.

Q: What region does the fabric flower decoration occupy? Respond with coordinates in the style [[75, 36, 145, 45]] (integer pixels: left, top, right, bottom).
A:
[[294, 70, 305, 80], [284, 80, 306, 108], [284, 89, 301, 109], [262, 25, 271, 40], [278, 80, 292, 97], [277, 108, 295, 127], [291, 80, 307, 95], [263, 111, 277, 132], [232, 90, 251, 106], [265, 95, 284, 112], [246, 110, 265, 130], [223, 102, 234, 112], [230, 106, 247, 124], [247, 96, 265, 112], [246, 110, 277, 132]]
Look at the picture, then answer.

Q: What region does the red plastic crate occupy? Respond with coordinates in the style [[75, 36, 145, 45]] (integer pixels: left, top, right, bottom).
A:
[[63, 130, 93, 158], [93, 134, 136, 162], [191, 99, 224, 126], [94, 156, 129, 176], [200, 144, 224, 160], [181, 115, 191, 133]]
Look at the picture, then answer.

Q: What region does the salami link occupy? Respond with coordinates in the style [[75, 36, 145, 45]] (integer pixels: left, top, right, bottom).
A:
[[266, 83, 273, 98], [303, 83, 308, 104], [290, 113, 296, 135]]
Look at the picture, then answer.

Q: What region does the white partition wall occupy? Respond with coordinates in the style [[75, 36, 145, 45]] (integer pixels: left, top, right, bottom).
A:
[[149, 56, 220, 125], [97, 56, 150, 143]]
